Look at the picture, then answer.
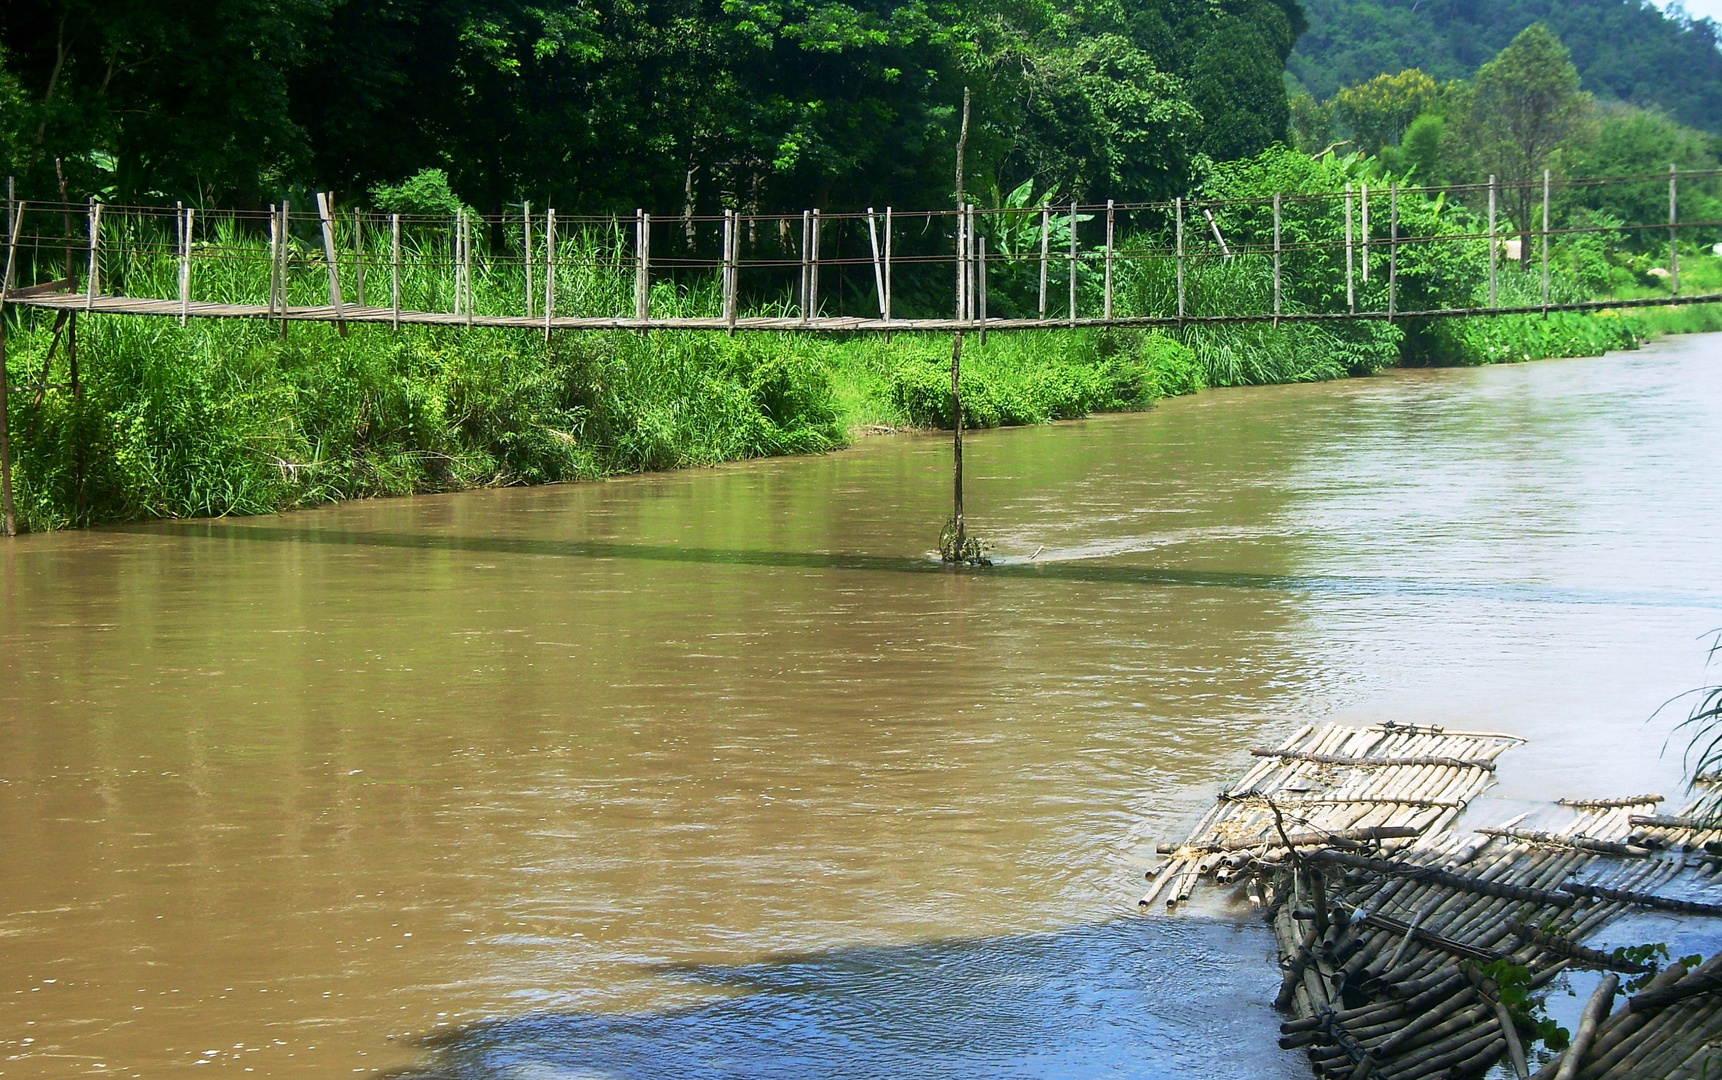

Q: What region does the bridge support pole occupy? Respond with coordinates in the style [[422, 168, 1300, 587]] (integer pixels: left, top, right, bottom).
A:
[[635, 210, 650, 325], [977, 235, 987, 344], [1669, 164, 1679, 297], [178, 203, 194, 327], [866, 207, 885, 320], [1344, 185, 1355, 314], [1388, 182, 1397, 323], [1103, 199, 1114, 321], [544, 209, 556, 341], [1488, 175, 1498, 309], [0, 201, 17, 536], [800, 210, 812, 325], [951, 330, 964, 555], [86, 199, 100, 310], [1272, 192, 1281, 327], [883, 208, 893, 325], [1175, 197, 1185, 325], [1038, 206, 1049, 320], [1068, 202, 1078, 326], [522, 202, 532, 320], [1360, 183, 1369, 284], [1544, 169, 1553, 316], [315, 193, 347, 337], [392, 213, 402, 331]]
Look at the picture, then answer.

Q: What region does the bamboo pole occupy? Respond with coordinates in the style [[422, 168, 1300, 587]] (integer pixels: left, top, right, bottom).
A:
[[452, 210, 463, 317], [1038, 205, 1050, 319], [1272, 191, 1281, 326], [866, 206, 885, 317], [1488, 175, 1498, 309], [85, 199, 100, 308], [1668, 163, 1680, 297], [391, 213, 401, 330], [0, 315, 11, 536], [954, 206, 966, 322], [1549, 167, 1563, 315], [1360, 182, 1369, 283], [352, 209, 365, 307], [178, 202, 192, 326], [951, 329, 964, 552], [1388, 182, 1398, 323], [1175, 197, 1185, 323], [544, 208, 557, 341], [883, 207, 893, 324], [1103, 199, 1115, 320], [801, 209, 812, 324], [809, 208, 821, 318], [635, 209, 650, 324], [268, 204, 281, 318], [523, 201, 533, 319], [462, 210, 473, 327], [315, 193, 346, 336], [1551, 974, 1617, 1080], [1345, 184, 1355, 314], [727, 210, 739, 335], [977, 234, 987, 344], [278, 201, 291, 332], [1068, 202, 1078, 325]]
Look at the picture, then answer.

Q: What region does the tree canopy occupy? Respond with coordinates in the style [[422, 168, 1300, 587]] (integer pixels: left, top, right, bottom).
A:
[[0, 0, 1304, 213]]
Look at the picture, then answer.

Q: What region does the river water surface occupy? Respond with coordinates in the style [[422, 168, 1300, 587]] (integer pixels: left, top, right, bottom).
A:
[[3, 335, 1721, 1078]]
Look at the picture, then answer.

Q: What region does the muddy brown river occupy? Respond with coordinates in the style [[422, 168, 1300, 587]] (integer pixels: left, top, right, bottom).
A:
[[3, 335, 1721, 1078]]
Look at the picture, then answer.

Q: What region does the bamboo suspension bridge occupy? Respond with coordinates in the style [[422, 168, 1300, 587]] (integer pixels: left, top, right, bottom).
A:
[[0, 167, 1720, 539]]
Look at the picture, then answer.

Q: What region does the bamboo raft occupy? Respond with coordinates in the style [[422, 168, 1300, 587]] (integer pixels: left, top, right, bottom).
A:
[[1146, 723, 1722, 1079]]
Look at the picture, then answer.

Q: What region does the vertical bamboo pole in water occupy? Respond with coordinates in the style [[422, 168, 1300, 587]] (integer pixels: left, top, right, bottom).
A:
[[1103, 199, 1114, 320], [0, 202, 21, 537]]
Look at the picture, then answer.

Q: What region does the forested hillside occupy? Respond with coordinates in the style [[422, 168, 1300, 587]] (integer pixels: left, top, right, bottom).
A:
[[1289, 0, 1722, 133], [0, 0, 1302, 214]]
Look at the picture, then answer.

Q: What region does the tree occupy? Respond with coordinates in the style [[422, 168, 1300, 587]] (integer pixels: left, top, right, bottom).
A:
[[1464, 23, 1592, 266], [1334, 68, 1438, 154]]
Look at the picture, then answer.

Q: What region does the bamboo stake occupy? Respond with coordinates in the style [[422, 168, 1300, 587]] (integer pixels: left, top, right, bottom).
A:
[[810, 208, 821, 318], [1272, 191, 1281, 326], [85, 199, 100, 308], [462, 210, 473, 327], [268, 204, 281, 318], [523, 201, 533, 319], [391, 213, 401, 330], [728, 211, 740, 335], [1542, 169, 1552, 315], [1175, 197, 1185, 323], [315, 193, 346, 336], [544, 208, 556, 341], [636, 209, 650, 324], [1388, 182, 1398, 323], [866, 207, 885, 317], [352, 209, 365, 307], [1360, 182, 1369, 283], [978, 234, 987, 344], [1038, 205, 1050, 319], [1103, 199, 1115, 320], [1345, 184, 1355, 313], [1488, 175, 1498, 309], [178, 203, 192, 326], [951, 329, 964, 551], [0, 315, 11, 536], [452, 211, 463, 317], [1670, 163, 1680, 297], [1068, 201, 1078, 325], [278, 201, 291, 332], [883, 207, 892, 324], [801, 209, 812, 324]]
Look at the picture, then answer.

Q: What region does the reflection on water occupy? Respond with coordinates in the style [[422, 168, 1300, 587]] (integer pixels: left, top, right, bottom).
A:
[[1, 334, 1719, 1077], [407, 921, 1286, 1080]]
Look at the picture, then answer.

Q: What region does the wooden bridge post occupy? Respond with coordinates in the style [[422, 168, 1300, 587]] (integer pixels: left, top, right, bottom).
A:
[[523, 201, 533, 320], [269, 204, 281, 319], [883, 207, 892, 324], [1544, 169, 1554, 314], [352, 210, 366, 308], [1488, 175, 1498, 309], [635, 210, 650, 324], [391, 213, 402, 330], [1669, 164, 1679, 297], [810, 208, 821, 319], [1344, 184, 1355, 314], [1175, 197, 1185, 324], [977, 234, 987, 343], [0, 201, 20, 537], [177, 202, 191, 326], [1272, 192, 1281, 327], [315, 192, 347, 337], [1103, 199, 1115, 320], [800, 210, 812, 324], [866, 207, 885, 319], [1038, 206, 1050, 320], [1359, 182, 1369, 284], [1387, 182, 1397, 322], [1068, 201, 1078, 326], [277, 201, 291, 332], [86, 198, 100, 309], [544, 208, 557, 341]]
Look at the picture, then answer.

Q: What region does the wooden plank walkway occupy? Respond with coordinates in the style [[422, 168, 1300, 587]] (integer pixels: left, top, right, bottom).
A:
[[13, 287, 1722, 334]]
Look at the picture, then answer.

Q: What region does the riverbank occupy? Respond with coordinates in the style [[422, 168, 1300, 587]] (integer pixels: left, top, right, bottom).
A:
[[0, 291, 1669, 532]]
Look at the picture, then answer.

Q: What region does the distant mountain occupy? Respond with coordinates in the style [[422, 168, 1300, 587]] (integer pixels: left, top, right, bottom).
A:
[[1289, 0, 1722, 132]]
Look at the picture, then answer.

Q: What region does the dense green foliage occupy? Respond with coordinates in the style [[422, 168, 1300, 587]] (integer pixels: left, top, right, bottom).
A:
[[0, 0, 1302, 214], [1289, 0, 1722, 135]]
